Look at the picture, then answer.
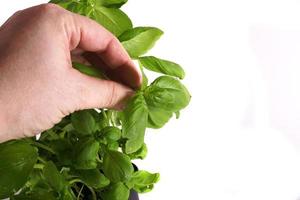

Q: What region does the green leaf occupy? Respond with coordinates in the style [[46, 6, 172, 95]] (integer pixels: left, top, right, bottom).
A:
[[121, 93, 148, 154], [103, 150, 134, 182], [77, 169, 110, 189], [98, 0, 128, 8], [139, 56, 185, 79], [129, 170, 160, 193], [0, 140, 38, 199], [74, 138, 100, 169], [43, 161, 66, 192], [100, 182, 130, 200], [71, 110, 96, 136], [12, 188, 56, 200], [147, 106, 173, 129], [52, 0, 132, 36], [72, 62, 105, 79], [49, 139, 73, 166], [127, 143, 147, 160], [100, 126, 122, 142], [119, 27, 163, 58], [144, 76, 191, 112]]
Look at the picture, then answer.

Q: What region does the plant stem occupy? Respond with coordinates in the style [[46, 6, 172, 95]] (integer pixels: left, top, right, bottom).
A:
[[33, 163, 44, 169], [30, 141, 56, 154], [87, 186, 97, 200]]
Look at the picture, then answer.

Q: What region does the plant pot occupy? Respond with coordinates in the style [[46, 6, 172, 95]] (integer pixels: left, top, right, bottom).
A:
[[129, 190, 139, 200]]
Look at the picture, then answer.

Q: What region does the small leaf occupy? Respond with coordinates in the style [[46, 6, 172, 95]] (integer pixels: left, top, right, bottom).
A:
[[71, 110, 96, 136], [43, 161, 66, 192], [0, 140, 38, 199], [127, 143, 148, 160], [144, 76, 191, 112], [74, 138, 100, 170], [72, 62, 105, 79], [100, 126, 122, 142], [121, 93, 148, 154], [139, 56, 185, 79], [103, 150, 134, 182], [77, 169, 110, 189], [119, 27, 163, 58], [129, 170, 160, 193], [98, 0, 128, 8]]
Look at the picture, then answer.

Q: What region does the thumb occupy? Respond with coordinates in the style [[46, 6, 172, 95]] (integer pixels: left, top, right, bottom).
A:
[[71, 71, 134, 111]]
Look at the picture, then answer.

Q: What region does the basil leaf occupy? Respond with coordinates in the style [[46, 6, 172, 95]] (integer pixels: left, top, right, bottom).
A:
[[100, 126, 122, 142], [139, 56, 185, 79], [71, 110, 96, 136], [144, 76, 191, 112], [127, 143, 147, 160], [147, 106, 173, 129], [74, 138, 100, 169], [100, 182, 130, 200], [98, 0, 128, 8], [103, 150, 134, 182], [119, 27, 163, 58], [0, 141, 38, 199], [129, 170, 160, 193], [121, 93, 148, 154], [77, 169, 110, 189], [12, 188, 56, 200], [72, 62, 105, 79], [51, 0, 132, 36], [43, 161, 66, 192]]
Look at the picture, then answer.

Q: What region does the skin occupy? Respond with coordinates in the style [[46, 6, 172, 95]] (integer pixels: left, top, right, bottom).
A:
[[0, 4, 142, 142]]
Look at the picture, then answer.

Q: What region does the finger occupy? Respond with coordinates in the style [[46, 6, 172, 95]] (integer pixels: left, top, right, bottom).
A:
[[71, 70, 134, 110], [65, 12, 142, 88]]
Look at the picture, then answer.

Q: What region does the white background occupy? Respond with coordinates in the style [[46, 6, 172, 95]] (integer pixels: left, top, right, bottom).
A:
[[2, 0, 300, 199]]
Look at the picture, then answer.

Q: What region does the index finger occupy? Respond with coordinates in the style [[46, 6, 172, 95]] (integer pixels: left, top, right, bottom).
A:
[[65, 10, 142, 88]]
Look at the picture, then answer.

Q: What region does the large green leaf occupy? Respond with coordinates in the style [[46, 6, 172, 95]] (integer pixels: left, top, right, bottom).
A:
[[71, 110, 96, 136], [121, 93, 148, 154], [139, 56, 185, 79], [0, 141, 38, 199], [43, 161, 66, 192], [144, 76, 191, 112], [119, 27, 163, 58], [50, 0, 132, 36], [147, 106, 173, 129], [103, 150, 134, 182], [100, 182, 130, 200], [12, 188, 56, 200], [74, 137, 100, 169], [77, 169, 110, 189]]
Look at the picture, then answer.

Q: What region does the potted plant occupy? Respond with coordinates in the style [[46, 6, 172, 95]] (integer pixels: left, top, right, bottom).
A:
[[0, 0, 191, 199]]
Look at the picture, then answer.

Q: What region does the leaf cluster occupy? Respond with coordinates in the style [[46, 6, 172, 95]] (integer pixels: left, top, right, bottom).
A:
[[0, 0, 190, 199]]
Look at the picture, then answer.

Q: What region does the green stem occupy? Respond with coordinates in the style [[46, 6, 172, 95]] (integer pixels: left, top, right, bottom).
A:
[[37, 156, 47, 164], [69, 179, 83, 185], [33, 163, 44, 169], [87, 186, 97, 200], [77, 185, 84, 200], [31, 141, 56, 154]]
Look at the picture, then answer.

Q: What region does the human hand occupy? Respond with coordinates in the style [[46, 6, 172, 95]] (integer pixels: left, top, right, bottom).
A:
[[0, 4, 141, 142]]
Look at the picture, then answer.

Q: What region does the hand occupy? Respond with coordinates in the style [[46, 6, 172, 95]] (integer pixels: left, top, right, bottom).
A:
[[0, 4, 142, 142]]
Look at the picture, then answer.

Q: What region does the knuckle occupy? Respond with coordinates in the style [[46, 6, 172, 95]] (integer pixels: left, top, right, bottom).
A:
[[106, 81, 117, 108], [35, 3, 65, 20]]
